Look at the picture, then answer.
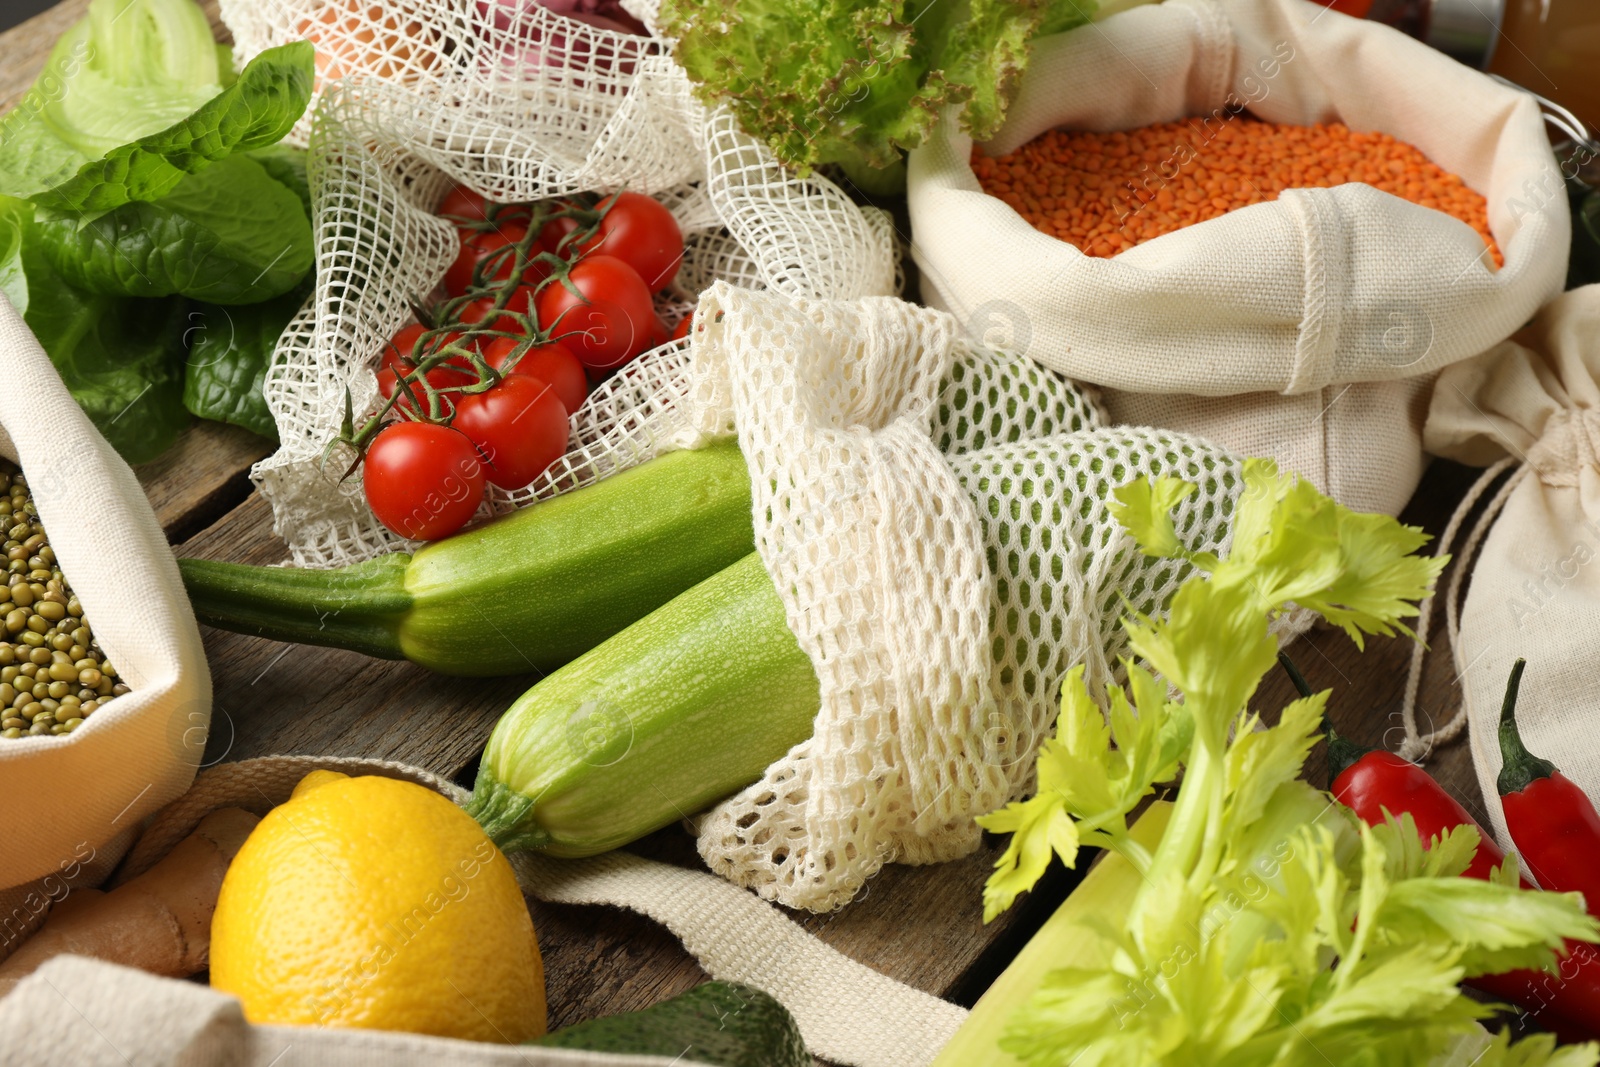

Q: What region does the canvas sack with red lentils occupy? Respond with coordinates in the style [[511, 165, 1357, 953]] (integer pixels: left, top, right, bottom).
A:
[[908, 0, 1568, 518]]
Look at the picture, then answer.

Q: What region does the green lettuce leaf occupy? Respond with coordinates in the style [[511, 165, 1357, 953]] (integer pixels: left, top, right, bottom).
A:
[[34, 41, 311, 215], [0, 197, 188, 464], [247, 145, 312, 221], [0, 37, 312, 215], [0, 0, 224, 199], [36, 154, 313, 303]]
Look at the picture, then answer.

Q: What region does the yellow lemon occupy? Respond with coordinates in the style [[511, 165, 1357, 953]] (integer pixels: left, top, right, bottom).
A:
[[210, 771, 546, 1042]]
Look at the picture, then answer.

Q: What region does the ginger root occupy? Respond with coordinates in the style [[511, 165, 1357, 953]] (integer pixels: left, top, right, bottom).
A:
[[0, 807, 258, 997]]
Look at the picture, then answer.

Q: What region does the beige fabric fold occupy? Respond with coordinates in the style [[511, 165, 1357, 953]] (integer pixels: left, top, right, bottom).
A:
[[104, 754, 967, 1067], [0, 955, 711, 1067], [908, 0, 1568, 518], [1422, 285, 1600, 850], [0, 295, 211, 913]]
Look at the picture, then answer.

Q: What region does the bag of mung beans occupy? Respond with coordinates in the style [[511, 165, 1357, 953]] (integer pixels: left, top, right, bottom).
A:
[[907, 0, 1569, 517], [0, 295, 211, 956]]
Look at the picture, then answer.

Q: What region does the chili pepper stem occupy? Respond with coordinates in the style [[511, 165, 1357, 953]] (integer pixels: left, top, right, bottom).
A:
[[1276, 650, 1373, 780], [1496, 658, 1557, 795]]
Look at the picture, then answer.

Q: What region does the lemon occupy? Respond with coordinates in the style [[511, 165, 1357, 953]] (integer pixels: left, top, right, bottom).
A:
[[210, 771, 546, 1042]]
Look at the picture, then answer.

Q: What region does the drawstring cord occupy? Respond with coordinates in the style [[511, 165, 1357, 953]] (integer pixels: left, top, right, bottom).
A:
[[1396, 457, 1524, 762]]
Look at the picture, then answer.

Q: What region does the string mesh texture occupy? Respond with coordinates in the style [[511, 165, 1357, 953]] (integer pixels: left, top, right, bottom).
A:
[[680, 284, 1247, 911], [216, 3, 1258, 911], [219, 0, 899, 565]]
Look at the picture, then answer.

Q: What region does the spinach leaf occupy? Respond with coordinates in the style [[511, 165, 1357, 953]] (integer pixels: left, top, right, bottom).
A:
[[35, 153, 313, 304], [0, 197, 189, 464], [0, 40, 313, 215], [184, 282, 307, 441]]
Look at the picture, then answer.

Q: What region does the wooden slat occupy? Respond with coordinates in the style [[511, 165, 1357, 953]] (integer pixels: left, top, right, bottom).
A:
[[133, 421, 274, 543]]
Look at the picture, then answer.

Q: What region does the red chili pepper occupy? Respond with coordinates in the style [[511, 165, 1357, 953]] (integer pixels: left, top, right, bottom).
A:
[[1278, 652, 1600, 1040], [1497, 658, 1600, 919]]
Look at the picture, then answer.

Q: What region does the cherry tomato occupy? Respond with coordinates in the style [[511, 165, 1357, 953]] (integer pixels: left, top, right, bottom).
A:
[[538, 200, 584, 254], [577, 192, 683, 290], [377, 367, 470, 417], [536, 255, 655, 371], [642, 314, 670, 352], [481, 338, 588, 412], [363, 422, 485, 540], [437, 185, 531, 233], [452, 375, 570, 490], [437, 185, 490, 226], [444, 224, 548, 297], [457, 286, 538, 336], [671, 313, 693, 341], [382, 324, 475, 386]]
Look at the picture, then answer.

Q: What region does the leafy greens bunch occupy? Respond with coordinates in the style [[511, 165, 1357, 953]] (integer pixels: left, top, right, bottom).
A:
[[976, 461, 1600, 1066], [657, 0, 1145, 194], [0, 0, 313, 460]]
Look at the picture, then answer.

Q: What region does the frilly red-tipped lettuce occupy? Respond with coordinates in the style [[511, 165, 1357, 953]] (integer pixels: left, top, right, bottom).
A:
[[657, 0, 1124, 192]]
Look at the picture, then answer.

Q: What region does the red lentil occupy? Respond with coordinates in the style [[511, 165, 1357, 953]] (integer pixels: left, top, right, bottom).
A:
[[972, 117, 1502, 266]]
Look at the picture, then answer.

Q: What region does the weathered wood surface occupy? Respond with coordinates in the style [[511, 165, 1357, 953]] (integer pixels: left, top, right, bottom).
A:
[[167, 452, 1491, 1038], [173, 492, 1110, 1032], [0, 0, 1492, 1049]]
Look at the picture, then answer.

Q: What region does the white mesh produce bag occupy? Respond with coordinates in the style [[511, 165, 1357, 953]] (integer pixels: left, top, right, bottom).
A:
[[907, 0, 1569, 519], [216, 0, 899, 565], [216, 1, 1272, 912], [673, 283, 1252, 910]]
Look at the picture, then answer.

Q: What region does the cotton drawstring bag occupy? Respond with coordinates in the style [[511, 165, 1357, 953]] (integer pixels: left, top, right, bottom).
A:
[[1, 953, 715, 1067], [907, 0, 1568, 519], [1410, 284, 1600, 852], [0, 296, 211, 945], [213, 0, 901, 566]]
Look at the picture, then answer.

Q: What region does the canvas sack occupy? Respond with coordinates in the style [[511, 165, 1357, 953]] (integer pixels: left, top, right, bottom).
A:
[[908, 0, 1569, 518], [1413, 284, 1600, 853], [0, 295, 211, 953]]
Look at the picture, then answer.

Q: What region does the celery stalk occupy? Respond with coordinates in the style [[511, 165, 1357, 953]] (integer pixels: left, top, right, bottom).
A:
[[932, 803, 1173, 1067]]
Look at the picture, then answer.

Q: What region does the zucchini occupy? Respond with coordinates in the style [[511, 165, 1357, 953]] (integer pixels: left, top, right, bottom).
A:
[[468, 550, 816, 855], [179, 350, 1098, 679], [930, 804, 1173, 1066], [468, 430, 1235, 859], [178, 439, 754, 677], [532, 981, 808, 1067]]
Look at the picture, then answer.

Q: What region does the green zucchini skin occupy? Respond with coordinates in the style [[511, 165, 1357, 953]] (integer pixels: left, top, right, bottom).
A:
[[178, 439, 755, 677], [469, 551, 818, 857], [531, 981, 808, 1067]]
